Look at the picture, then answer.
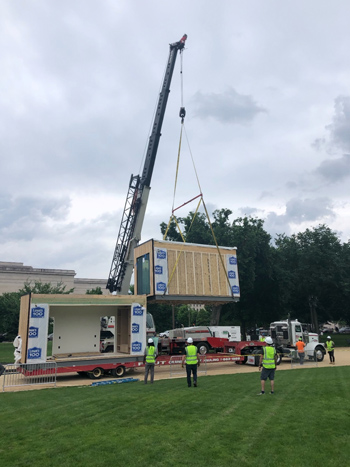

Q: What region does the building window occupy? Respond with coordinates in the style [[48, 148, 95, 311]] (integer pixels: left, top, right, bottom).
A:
[[137, 254, 150, 295]]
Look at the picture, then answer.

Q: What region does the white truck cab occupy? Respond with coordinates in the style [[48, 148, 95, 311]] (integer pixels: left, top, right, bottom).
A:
[[270, 319, 325, 362]]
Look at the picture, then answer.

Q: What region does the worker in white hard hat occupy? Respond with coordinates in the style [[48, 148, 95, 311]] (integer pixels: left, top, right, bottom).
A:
[[325, 336, 335, 365], [13, 335, 22, 366], [181, 337, 200, 387], [258, 336, 277, 395], [143, 338, 158, 384]]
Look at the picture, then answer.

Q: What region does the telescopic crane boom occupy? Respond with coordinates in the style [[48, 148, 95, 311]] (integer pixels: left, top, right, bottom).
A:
[[107, 35, 187, 294]]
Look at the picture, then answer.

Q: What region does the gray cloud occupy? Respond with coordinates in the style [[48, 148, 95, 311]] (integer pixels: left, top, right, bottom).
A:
[[285, 197, 335, 222], [1, 1, 350, 277], [239, 206, 260, 216], [326, 96, 350, 152], [315, 154, 350, 183], [0, 196, 71, 240], [191, 87, 267, 124]]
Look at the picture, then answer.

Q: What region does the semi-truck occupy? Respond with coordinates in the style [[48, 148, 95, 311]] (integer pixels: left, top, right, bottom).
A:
[[270, 319, 326, 362]]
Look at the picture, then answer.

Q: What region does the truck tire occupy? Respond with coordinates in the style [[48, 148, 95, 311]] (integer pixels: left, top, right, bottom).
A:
[[88, 367, 104, 379], [314, 347, 325, 362], [197, 342, 209, 355], [112, 366, 126, 378], [235, 356, 247, 365]]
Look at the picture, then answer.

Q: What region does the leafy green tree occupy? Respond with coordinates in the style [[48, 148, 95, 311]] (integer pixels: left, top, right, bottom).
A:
[[274, 225, 349, 331], [0, 292, 21, 339], [220, 217, 277, 336], [161, 211, 213, 245], [147, 303, 173, 333], [86, 287, 103, 295], [19, 280, 74, 295], [211, 209, 234, 246], [0, 281, 75, 339]]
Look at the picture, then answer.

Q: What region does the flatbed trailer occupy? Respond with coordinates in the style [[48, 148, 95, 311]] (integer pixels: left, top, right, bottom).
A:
[[19, 350, 255, 380], [159, 336, 243, 355], [42, 341, 266, 379]]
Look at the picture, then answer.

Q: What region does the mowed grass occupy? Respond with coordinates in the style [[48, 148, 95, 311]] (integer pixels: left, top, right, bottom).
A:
[[1, 367, 350, 467], [0, 342, 16, 363], [0, 342, 53, 364]]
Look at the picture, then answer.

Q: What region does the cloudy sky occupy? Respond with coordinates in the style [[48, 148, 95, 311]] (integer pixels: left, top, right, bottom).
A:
[[1, 1, 350, 280]]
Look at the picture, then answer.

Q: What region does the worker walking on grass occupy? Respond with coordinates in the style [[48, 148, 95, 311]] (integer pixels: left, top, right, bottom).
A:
[[258, 336, 277, 395], [296, 337, 306, 365], [182, 337, 200, 387], [325, 336, 335, 365], [143, 338, 157, 384]]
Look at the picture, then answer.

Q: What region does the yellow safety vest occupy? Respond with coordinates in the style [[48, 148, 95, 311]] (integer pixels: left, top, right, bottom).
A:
[[326, 341, 334, 351], [262, 346, 276, 369], [185, 345, 198, 365], [259, 336, 265, 342], [146, 346, 156, 363]]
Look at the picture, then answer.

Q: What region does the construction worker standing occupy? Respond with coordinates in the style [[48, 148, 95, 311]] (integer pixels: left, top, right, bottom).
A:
[[143, 338, 157, 384], [258, 336, 277, 395], [182, 337, 200, 387], [295, 337, 306, 365], [325, 336, 335, 364]]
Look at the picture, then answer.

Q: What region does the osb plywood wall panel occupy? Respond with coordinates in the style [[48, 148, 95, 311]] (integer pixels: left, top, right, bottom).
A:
[[135, 239, 235, 298], [19, 294, 30, 362], [167, 250, 178, 294], [167, 247, 230, 297]]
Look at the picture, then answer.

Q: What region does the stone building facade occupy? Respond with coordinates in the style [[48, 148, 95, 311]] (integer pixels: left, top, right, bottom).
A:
[[0, 261, 110, 295]]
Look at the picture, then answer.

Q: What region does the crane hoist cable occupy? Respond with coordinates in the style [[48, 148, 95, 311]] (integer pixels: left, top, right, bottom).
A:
[[162, 60, 234, 297]]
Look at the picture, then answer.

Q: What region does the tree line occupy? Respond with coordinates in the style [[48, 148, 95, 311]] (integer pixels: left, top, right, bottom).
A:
[[1, 209, 349, 338], [150, 209, 350, 335]]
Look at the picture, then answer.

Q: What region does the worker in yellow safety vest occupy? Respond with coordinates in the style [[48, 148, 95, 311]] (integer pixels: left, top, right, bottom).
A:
[[143, 338, 157, 384], [258, 337, 277, 395], [325, 336, 335, 365], [182, 337, 201, 387]]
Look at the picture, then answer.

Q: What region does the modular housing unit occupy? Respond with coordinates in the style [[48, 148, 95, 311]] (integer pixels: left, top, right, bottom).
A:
[[18, 294, 147, 365], [134, 239, 240, 304]]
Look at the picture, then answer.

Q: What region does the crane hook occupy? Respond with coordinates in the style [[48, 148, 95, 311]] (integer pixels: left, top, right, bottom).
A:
[[179, 107, 186, 123]]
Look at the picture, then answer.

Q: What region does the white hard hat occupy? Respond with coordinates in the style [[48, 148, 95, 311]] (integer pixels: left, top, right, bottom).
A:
[[148, 338, 154, 344], [327, 336, 331, 339], [265, 337, 273, 345], [187, 337, 193, 344]]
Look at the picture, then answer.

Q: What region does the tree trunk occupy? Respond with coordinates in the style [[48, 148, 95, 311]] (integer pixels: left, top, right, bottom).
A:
[[209, 305, 222, 326], [309, 295, 319, 334]]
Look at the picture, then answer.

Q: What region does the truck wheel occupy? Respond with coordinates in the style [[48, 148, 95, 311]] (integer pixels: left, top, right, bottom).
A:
[[315, 347, 324, 362], [197, 342, 209, 355], [235, 356, 247, 365], [89, 367, 104, 379], [112, 366, 126, 378]]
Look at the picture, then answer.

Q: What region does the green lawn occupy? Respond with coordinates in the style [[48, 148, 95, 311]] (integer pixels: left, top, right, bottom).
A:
[[1, 366, 350, 467], [0, 342, 15, 363], [0, 342, 53, 364]]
